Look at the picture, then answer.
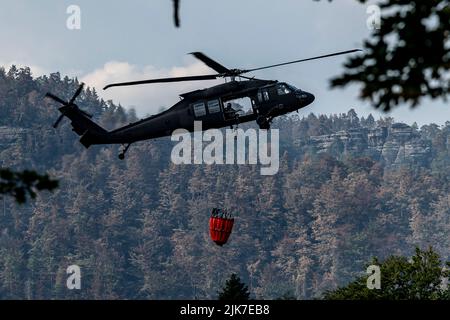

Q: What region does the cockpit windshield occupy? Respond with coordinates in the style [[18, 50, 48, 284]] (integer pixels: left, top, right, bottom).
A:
[[277, 83, 292, 95]]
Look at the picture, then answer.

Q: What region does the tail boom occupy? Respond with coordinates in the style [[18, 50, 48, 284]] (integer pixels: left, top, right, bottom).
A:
[[58, 105, 109, 148]]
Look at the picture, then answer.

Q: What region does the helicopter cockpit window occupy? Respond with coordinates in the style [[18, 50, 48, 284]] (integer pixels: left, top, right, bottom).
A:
[[207, 100, 221, 114], [277, 84, 291, 95], [263, 90, 270, 101], [193, 102, 207, 117]]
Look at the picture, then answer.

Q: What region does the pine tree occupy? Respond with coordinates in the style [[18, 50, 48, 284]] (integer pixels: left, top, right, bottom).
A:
[[218, 274, 251, 300]]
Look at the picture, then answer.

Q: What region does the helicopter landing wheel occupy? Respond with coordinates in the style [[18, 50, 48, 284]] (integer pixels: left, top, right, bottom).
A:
[[257, 116, 270, 130], [118, 143, 132, 160], [260, 122, 270, 130]]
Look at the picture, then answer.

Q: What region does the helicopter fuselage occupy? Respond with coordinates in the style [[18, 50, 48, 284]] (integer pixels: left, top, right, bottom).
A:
[[46, 49, 359, 159], [101, 79, 315, 145]]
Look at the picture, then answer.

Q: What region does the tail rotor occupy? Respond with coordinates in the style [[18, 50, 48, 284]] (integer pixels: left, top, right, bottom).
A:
[[45, 83, 92, 129]]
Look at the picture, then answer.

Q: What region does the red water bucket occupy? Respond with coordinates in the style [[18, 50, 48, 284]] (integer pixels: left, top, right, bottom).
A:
[[209, 210, 234, 246]]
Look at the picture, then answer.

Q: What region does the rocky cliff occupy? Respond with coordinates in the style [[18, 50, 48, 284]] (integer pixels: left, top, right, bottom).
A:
[[308, 123, 432, 167]]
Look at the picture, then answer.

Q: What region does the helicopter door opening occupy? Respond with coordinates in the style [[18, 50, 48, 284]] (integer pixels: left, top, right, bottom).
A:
[[223, 97, 254, 121]]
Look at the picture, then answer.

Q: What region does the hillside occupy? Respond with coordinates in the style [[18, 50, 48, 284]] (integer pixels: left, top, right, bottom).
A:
[[0, 66, 449, 299]]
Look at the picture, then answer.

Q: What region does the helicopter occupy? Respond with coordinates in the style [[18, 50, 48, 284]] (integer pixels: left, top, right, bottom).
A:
[[45, 49, 360, 159]]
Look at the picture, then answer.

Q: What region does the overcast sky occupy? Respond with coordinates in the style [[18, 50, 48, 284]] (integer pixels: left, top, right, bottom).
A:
[[0, 0, 448, 125]]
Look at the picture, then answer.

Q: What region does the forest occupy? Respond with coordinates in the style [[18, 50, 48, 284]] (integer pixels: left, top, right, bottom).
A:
[[0, 66, 449, 299]]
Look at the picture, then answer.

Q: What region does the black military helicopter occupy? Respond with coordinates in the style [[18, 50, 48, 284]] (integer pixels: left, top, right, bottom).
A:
[[45, 49, 360, 159]]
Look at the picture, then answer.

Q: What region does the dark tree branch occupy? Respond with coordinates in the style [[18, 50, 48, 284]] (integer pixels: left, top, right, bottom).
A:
[[329, 0, 450, 111], [0, 168, 59, 204], [173, 0, 180, 27]]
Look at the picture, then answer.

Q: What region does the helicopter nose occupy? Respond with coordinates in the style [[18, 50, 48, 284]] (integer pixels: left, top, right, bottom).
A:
[[297, 91, 315, 105], [306, 92, 315, 105]]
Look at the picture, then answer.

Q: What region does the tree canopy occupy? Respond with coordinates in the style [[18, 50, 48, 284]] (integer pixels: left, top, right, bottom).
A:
[[1, 67, 449, 299], [330, 0, 450, 111], [324, 247, 450, 300], [218, 274, 251, 300]]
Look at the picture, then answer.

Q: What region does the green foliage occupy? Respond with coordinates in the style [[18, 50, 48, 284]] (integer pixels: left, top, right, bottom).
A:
[[218, 274, 251, 301], [323, 248, 450, 300], [330, 0, 450, 111], [0, 168, 58, 204]]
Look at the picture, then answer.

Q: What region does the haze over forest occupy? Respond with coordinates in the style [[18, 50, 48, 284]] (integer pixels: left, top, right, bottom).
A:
[[0, 67, 449, 299]]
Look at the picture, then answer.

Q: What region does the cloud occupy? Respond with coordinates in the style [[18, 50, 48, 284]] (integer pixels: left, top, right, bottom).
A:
[[81, 60, 221, 116]]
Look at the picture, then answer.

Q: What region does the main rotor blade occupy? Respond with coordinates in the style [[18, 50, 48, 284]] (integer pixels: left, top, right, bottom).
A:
[[243, 49, 362, 73], [190, 52, 230, 74], [45, 93, 67, 105], [70, 83, 85, 104], [103, 74, 219, 90]]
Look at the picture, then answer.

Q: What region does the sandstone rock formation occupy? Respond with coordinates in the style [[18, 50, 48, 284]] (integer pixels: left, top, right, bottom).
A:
[[308, 122, 432, 167]]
